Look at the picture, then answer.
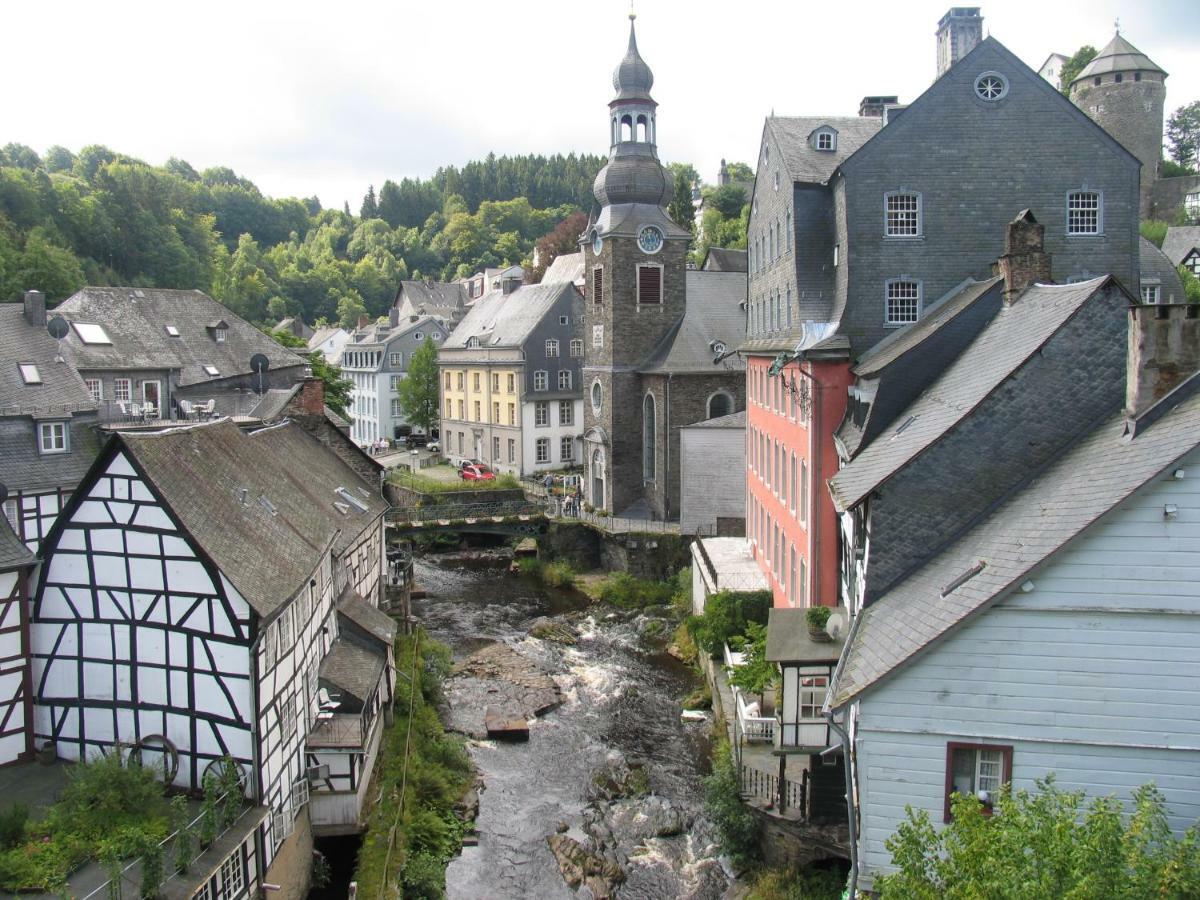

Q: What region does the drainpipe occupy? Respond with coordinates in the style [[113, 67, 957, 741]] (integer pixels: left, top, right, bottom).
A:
[[824, 609, 864, 898], [665, 373, 673, 519], [809, 362, 822, 604]]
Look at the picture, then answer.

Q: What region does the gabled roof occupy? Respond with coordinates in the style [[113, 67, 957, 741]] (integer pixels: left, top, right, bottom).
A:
[[1074, 32, 1166, 82], [320, 638, 385, 705], [701, 248, 748, 273], [394, 280, 468, 323], [0, 305, 97, 416], [307, 326, 348, 349], [831, 380, 1200, 708], [443, 282, 574, 350], [53, 288, 306, 387], [114, 419, 385, 617], [681, 409, 746, 430], [766, 116, 882, 185], [338, 587, 397, 647], [1162, 227, 1200, 267], [829, 278, 1112, 511], [541, 252, 585, 286], [0, 516, 34, 571], [639, 271, 747, 374], [1140, 237, 1186, 302]]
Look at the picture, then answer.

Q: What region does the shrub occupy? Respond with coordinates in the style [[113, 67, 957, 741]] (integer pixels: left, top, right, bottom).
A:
[[51, 751, 166, 842], [746, 864, 845, 899], [703, 741, 760, 869], [688, 589, 772, 656], [1140, 219, 1169, 248], [728, 622, 776, 696], [541, 560, 575, 588], [600, 572, 675, 609], [138, 834, 164, 900], [0, 804, 28, 850], [402, 850, 447, 899], [805, 605, 831, 630], [170, 796, 194, 875]]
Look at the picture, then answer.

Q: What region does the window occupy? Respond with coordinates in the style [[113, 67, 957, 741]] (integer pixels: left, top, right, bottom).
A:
[[413, 332, 423, 341], [643, 394, 656, 480], [279, 691, 296, 740], [1141, 284, 1161, 305], [560, 315, 569, 326], [114, 378, 131, 402], [591, 380, 603, 412], [507, 373, 515, 393], [559, 400, 573, 426], [389, 352, 402, 366], [786, 208, 792, 251], [773, 171, 779, 191], [1067, 191, 1101, 235], [445, 399, 452, 417], [974, 71, 1008, 101], [39, 422, 68, 454], [833, 244, 840, 267], [473, 400, 481, 421], [707, 392, 732, 419], [798, 674, 827, 719], [73, 322, 112, 344], [800, 458, 808, 523], [491, 373, 500, 391], [493, 401, 500, 421], [392, 399, 402, 416], [444, 372, 451, 389], [536, 438, 550, 463], [560, 436, 575, 461], [1185, 192, 1200, 223], [493, 436, 500, 460], [456, 399, 464, 419], [204, 364, 220, 377], [558, 370, 572, 390], [466, 336, 481, 348], [546, 339, 560, 357], [886, 280, 921, 325], [885, 192, 921, 237], [508, 402, 516, 425], [535, 401, 550, 426], [82, 376, 101, 399], [1187, 252, 1200, 278], [456, 372, 464, 390], [534, 370, 548, 391], [816, 131, 834, 150], [592, 266, 604, 304], [214, 327, 228, 342], [637, 265, 663, 304], [473, 372, 480, 392], [570, 339, 583, 357], [508, 439, 516, 463], [18, 364, 42, 385], [945, 743, 1012, 821], [219, 849, 246, 899], [165, 325, 180, 337], [593, 325, 604, 348]]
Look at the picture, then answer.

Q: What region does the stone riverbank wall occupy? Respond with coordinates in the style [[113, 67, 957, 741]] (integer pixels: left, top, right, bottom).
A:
[[538, 523, 692, 579]]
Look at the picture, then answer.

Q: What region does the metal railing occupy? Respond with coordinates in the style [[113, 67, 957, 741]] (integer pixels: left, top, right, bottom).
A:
[[386, 500, 543, 524], [308, 712, 367, 748], [740, 763, 808, 815]]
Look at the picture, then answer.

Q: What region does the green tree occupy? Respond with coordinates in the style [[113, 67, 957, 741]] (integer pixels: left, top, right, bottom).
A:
[[360, 184, 379, 219], [14, 228, 86, 301], [336, 291, 368, 329], [668, 167, 696, 233], [724, 161, 754, 182], [396, 336, 441, 433], [43, 146, 76, 173], [269, 329, 353, 416], [528, 211, 588, 282], [1166, 101, 1200, 171], [1059, 45, 1098, 95], [878, 778, 1200, 899]]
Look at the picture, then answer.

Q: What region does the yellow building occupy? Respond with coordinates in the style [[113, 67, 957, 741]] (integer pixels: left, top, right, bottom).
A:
[[439, 363, 523, 469]]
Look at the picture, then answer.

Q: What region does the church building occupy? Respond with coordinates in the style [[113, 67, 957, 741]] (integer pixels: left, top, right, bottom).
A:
[[581, 15, 745, 520]]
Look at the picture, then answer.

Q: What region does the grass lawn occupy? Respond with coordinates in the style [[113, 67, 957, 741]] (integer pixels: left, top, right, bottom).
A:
[[389, 464, 522, 494]]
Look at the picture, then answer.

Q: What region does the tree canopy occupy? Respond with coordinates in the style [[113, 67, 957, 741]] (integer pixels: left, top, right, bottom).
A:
[[1166, 101, 1200, 172], [396, 336, 441, 433], [1058, 45, 1098, 95]]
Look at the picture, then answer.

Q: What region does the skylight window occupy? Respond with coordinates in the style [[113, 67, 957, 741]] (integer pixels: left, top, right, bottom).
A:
[[203, 365, 220, 376], [336, 487, 369, 512], [73, 322, 112, 345], [18, 363, 42, 385], [166, 325, 180, 337]]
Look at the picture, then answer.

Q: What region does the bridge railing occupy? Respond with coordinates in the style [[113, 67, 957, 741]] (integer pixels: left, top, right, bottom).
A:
[[386, 500, 543, 524]]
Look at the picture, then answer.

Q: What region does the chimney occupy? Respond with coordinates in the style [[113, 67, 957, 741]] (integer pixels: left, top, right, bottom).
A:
[[357, 314, 372, 330], [24, 289, 46, 327], [1127, 303, 1200, 418], [295, 376, 326, 417], [998, 210, 1052, 304], [858, 95, 899, 118], [936, 7, 983, 78], [389, 306, 399, 328]]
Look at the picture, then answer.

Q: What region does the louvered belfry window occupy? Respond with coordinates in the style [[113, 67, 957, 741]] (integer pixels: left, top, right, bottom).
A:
[[638, 265, 662, 304], [593, 266, 604, 303]]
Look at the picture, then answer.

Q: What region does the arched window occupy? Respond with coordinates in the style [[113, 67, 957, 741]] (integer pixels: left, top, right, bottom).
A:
[[621, 115, 633, 141], [643, 393, 657, 480], [636, 114, 648, 141], [707, 391, 733, 419]]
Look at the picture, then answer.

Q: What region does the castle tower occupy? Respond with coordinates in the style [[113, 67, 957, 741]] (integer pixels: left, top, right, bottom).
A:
[[936, 7, 983, 78], [1069, 31, 1167, 219], [580, 13, 691, 515]]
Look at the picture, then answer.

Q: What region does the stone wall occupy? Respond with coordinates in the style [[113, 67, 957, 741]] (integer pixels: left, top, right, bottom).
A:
[[1151, 174, 1200, 224], [538, 522, 603, 570], [263, 808, 314, 900], [599, 531, 692, 581]]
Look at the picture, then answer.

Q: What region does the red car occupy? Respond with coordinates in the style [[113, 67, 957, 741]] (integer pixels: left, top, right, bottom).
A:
[[460, 464, 496, 481]]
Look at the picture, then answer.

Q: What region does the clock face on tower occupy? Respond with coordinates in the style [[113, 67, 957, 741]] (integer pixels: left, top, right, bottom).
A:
[[592, 229, 603, 255], [637, 225, 664, 254]]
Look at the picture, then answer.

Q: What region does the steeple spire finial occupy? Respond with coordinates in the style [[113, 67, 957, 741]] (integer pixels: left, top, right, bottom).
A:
[[1114, 16, 1120, 34]]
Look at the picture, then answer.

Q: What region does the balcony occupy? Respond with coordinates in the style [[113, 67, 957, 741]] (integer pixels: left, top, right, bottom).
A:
[[724, 643, 775, 744], [307, 712, 368, 749]]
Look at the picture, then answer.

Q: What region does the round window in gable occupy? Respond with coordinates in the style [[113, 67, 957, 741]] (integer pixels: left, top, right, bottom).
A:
[[974, 71, 1008, 102]]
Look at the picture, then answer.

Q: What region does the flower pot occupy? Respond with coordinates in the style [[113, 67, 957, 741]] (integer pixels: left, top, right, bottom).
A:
[[807, 624, 832, 642]]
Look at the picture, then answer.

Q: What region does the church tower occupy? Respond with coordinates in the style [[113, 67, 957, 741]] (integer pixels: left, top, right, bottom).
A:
[[1069, 30, 1167, 219], [580, 13, 691, 516]]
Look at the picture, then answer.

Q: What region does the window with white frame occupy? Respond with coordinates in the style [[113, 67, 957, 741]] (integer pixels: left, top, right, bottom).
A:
[[798, 674, 828, 719], [560, 436, 575, 462], [637, 265, 663, 304], [413, 332, 424, 341], [39, 421, 68, 454], [535, 401, 549, 426], [390, 376, 402, 390], [1186, 192, 1200, 223], [1187, 252, 1200, 277], [493, 436, 501, 460], [508, 439, 516, 463], [886, 280, 921, 324], [592, 325, 604, 348], [1066, 191, 1101, 235], [1141, 284, 1161, 304], [535, 438, 550, 464], [885, 192, 921, 237], [389, 352, 402, 366], [507, 373, 515, 392], [570, 339, 583, 357], [84, 378, 102, 401], [219, 849, 245, 898], [815, 130, 834, 151], [546, 339, 560, 357], [392, 399, 403, 416], [560, 315, 569, 325], [214, 327, 228, 342], [558, 370, 572, 390], [559, 400, 573, 426], [534, 370, 548, 391], [946, 743, 1011, 821]]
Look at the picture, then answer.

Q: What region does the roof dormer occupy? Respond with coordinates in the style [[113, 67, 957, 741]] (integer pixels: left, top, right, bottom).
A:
[[810, 126, 838, 152]]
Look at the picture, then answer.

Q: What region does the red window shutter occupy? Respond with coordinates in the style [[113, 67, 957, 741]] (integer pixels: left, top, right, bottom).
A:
[[638, 266, 662, 304]]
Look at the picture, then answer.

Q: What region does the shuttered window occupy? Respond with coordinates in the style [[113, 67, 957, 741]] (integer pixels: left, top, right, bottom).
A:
[[592, 266, 604, 304], [637, 265, 662, 304]]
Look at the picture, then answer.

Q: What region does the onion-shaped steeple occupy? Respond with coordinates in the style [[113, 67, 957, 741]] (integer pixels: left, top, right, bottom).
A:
[[612, 14, 654, 102]]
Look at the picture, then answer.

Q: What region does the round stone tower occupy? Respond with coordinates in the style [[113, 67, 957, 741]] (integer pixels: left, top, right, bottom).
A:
[[1069, 31, 1167, 219]]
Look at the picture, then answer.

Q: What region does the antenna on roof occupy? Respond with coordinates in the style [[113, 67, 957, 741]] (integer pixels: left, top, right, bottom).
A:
[[47, 315, 69, 363], [250, 353, 270, 395]]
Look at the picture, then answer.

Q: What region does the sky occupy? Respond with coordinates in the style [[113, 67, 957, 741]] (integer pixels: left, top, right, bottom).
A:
[[6, 0, 1199, 211]]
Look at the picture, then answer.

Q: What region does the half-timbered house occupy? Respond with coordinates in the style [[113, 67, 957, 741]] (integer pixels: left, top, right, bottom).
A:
[[32, 416, 391, 884], [0, 517, 35, 765]]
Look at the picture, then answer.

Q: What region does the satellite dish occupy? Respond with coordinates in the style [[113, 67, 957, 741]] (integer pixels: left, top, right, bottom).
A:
[[249, 354, 270, 396], [47, 316, 69, 340], [826, 608, 847, 640]]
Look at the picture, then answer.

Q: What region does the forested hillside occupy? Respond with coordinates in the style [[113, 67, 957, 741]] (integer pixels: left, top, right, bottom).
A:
[[0, 143, 604, 326]]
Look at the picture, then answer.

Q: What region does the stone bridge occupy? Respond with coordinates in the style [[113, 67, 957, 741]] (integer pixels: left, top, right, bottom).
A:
[[385, 500, 550, 537]]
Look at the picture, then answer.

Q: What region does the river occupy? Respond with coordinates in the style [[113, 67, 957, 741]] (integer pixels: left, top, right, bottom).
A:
[[412, 555, 733, 900]]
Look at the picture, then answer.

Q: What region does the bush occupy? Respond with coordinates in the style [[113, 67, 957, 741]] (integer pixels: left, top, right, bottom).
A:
[[51, 751, 166, 842], [688, 589, 772, 656], [1141, 219, 1170, 248], [0, 804, 28, 850], [805, 605, 831, 630], [600, 572, 674, 609], [746, 864, 845, 899], [402, 850, 447, 899], [878, 777, 1200, 899], [703, 740, 760, 869], [541, 560, 575, 588], [728, 622, 776, 696]]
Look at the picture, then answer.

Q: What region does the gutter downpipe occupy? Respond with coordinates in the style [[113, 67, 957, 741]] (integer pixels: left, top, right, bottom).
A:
[[824, 608, 865, 899], [665, 372, 673, 520]]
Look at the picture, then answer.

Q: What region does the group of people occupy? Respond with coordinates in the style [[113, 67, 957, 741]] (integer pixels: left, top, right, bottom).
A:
[[366, 438, 392, 456], [543, 474, 584, 517]]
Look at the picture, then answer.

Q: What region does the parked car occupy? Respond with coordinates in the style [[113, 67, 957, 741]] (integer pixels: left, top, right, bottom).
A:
[[405, 433, 429, 448], [460, 464, 496, 481]]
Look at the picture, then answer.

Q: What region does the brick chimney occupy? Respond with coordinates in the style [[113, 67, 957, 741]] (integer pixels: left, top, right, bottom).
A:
[[858, 95, 899, 117], [998, 210, 1052, 304], [24, 289, 46, 327], [1127, 303, 1200, 418], [294, 376, 326, 417], [388, 306, 399, 328], [357, 314, 372, 330]]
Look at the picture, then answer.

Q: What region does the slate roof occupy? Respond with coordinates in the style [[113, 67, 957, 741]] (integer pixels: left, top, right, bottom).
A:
[[701, 248, 748, 273], [1140, 237, 1186, 303], [0, 516, 34, 570], [681, 409, 746, 430], [1074, 32, 1166, 82], [639, 271, 748, 374], [0, 305, 97, 416], [117, 419, 385, 618], [542, 252, 585, 286], [443, 282, 575, 350], [394, 280, 468, 324], [307, 326, 346, 350], [1162, 227, 1200, 267], [829, 278, 1110, 512], [319, 638, 384, 705], [765, 608, 844, 664], [767, 116, 882, 185], [338, 587, 397, 646], [853, 278, 1002, 377], [831, 380, 1200, 708], [53, 288, 306, 387]]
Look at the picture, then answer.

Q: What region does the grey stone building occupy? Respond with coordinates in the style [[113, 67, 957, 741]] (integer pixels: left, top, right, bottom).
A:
[[579, 15, 745, 519]]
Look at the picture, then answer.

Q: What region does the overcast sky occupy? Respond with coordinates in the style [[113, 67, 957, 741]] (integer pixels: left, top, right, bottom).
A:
[[7, 0, 1198, 210]]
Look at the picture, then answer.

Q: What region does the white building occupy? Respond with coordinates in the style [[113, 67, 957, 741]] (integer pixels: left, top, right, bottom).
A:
[[307, 325, 351, 363], [678, 409, 745, 535]]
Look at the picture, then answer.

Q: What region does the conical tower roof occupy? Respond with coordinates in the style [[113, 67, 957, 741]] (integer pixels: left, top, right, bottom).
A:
[[1073, 32, 1167, 84], [612, 15, 654, 102]]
